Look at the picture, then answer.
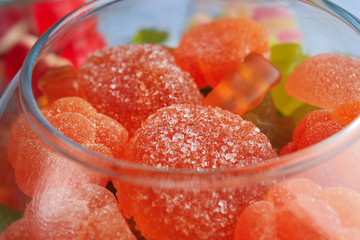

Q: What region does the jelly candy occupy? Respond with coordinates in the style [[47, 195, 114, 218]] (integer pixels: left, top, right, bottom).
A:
[[332, 228, 360, 240], [332, 100, 360, 126], [131, 28, 169, 44], [0, 204, 23, 232], [0, 218, 31, 240], [8, 97, 128, 196], [320, 187, 360, 229], [266, 178, 322, 207], [279, 141, 297, 156], [204, 53, 281, 116], [234, 201, 277, 240], [31, 0, 86, 35], [290, 103, 320, 124], [37, 65, 84, 105], [79, 44, 203, 136], [114, 104, 277, 240], [285, 53, 360, 109], [174, 17, 269, 88], [270, 43, 306, 115], [242, 92, 295, 153], [297, 121, 344, 150], [1, 184, 136, 240], [276, 198, 341, 240]]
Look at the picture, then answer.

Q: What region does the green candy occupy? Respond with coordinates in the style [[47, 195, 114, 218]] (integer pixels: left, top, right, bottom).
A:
[[131, 28, 169, 44], [0, 204, 23, 233], [270, 43, 308, 115]]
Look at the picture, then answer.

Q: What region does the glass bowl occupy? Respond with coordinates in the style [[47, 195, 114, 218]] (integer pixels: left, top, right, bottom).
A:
[[1, 0, 360, 239]]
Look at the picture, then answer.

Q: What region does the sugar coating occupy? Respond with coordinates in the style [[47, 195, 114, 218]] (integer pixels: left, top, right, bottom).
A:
[[79, 44, 203, 136], [0, 218, 31, 240], [8, 97, 128, 196], [11, 184, 136, 240], [276, 198, 341, 240], [279, 141, 297, 156], [285, 53, 360, 109], [266, 178, 322, 207], [332, 100, 360, 126], [332, 228, 360, 240], [115, 104, 277, 240], [126, 104, 277, 169], [174, 18, 269, 88], [297, 121, 344, 150], [320, 187, 360, 229], [234, 201, 277, 240]]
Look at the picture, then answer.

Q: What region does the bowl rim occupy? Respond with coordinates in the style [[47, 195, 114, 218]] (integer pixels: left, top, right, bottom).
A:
[[16, 0, 360, 187]]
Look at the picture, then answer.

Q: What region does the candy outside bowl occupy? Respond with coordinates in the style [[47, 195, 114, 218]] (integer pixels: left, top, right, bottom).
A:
[[1, 0, 360, 239]]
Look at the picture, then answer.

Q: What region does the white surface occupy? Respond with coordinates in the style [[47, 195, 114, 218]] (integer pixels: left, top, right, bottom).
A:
[[331, 0, 360, 18]]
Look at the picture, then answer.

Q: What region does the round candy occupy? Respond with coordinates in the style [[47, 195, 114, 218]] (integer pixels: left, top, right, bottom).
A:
[[285, 53, 360, 109], [174, 17, 269, 88], [79, 44, 203, 136], [332, 100, 360, 126]]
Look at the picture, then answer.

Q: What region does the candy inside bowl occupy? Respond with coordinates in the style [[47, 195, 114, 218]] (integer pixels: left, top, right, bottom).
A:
[[1, 0, 360, 239]]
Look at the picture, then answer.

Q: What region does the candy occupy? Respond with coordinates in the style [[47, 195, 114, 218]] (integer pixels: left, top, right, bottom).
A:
[[332, 100, 360, 126], [242, 92, 295, 154], [8, 97, 128, 196], [204, 53, 281, 116], [234, 201, 277, 240], [114, 104, 277, 240], [331, 228, 360, 240], [131, 28, 169, 44], [174, 17, 269, 88], [0, 204, 23, 232], [270, 43, 306, 115], [320, 187, 360, 229], [285, 53, 360, 109], [290, 103, 320, 124], [0, 218, 31, 240], [79, 44, 203, 136], [276, 198, 341, 240]]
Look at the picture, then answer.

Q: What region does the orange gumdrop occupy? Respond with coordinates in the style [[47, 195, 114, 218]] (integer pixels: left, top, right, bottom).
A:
[[276, 198, 341, 240], [174, 18, 269, 88], [234, 201, 277, 240], [266, 178, 322, 207], [320, 187, 360, 229], [285, 53, 360, 109], [332, 100, 360, 126], [204, 53, 281, 115]]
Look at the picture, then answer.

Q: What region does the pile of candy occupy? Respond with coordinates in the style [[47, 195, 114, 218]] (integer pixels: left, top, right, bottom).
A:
[[1, 4, 360, 240]]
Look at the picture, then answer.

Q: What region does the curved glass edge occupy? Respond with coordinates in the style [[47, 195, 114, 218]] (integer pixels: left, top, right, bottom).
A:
[[16, 0, 360, 188]]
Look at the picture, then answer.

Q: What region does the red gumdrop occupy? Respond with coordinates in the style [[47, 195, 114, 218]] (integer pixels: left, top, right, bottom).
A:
[[234, 201, 277, 240], [297, 120, 344, 150], [31, 0, 86, 36], [114, 104, 277, 240], [331, 228, 360, 240], [279, 141, 297, 156], [0, 218, 32, 240], [266, 178, 322, 207], [204, 53, 281, 116], [276, 198, 341, 240], [174, 18, 269, 88], [320, 187, 360, 229], [79, 44, 203, 136], [285, 53, 360, 109], [292, 109, 333, 143], [332, 100, 360, 126]]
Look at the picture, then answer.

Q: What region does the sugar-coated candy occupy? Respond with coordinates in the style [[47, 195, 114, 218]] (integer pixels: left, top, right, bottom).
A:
[[292, 109, 333, 144], [37, 65, 84, 105], [0, 184, 136, 240], [332, 100, 360, 126], [234, 201, 277, 240], [242, 92, 295, 154], [285, 53, 360, 109], [174, 17, 269, 88], [79, 44, 203, 136], [0, 218, 31, 240], [331, 228, 360, 240], [297, 121, 344, 150], [279, 141, 297, 156], [290, 103, 320, 124], [204, 53, 281, 116], [320, 187, 360, 229], [270, 43, 306, 115], [125, 104, 277, 169], [276, 198, 341, 240], [114, 104, 277, 240], [8, 97, 128, 196], [266, 178, 322, 207]]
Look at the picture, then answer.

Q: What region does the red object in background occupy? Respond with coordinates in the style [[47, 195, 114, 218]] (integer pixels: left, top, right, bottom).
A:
[[4, 34, 37, 83], [0, 6, 31, 55], [31, 0, 86, 36]]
